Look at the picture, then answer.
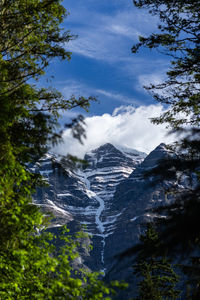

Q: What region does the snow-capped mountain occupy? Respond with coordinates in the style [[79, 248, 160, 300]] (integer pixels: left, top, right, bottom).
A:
[[34, 143, 184, 277], [33, 142, 194, 299], [33, 143, 146, 272]]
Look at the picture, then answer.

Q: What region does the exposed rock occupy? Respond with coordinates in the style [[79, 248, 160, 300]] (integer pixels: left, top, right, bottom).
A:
[[33, 143, 146, 272]]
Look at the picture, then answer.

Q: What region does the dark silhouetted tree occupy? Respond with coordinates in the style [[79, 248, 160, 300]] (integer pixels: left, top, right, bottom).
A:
[[132, 0, 200, 297], [133, 224, 180, 300]]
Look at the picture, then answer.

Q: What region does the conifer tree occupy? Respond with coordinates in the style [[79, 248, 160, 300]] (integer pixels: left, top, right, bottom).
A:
[[132, 0, 200, 296], [133, 224, 180, 300]]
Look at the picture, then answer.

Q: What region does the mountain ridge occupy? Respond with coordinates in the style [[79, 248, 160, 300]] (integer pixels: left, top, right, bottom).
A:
[[33, 142, 191, 298], [33, 143, 180, 276], [34, 143, 146, 272]]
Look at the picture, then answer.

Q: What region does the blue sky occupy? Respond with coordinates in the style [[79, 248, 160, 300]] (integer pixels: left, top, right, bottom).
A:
[[45, 0, 175, 155]]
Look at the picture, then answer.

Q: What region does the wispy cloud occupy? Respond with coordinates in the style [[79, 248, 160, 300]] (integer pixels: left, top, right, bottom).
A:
[[106, 24, 140, 39], [65, 1, 157, 63], [60, 80, 143, 107], [61, 80, 91, 98], [58, 1, 172, 123], [96, 89, 140, 105], [64, 1, 170, 99]]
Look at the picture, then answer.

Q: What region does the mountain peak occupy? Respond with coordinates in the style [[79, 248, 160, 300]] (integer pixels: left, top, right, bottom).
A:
[[87, 143, 146, 158], [96, 143, 117, 152], [154, 142, 167, 150], [133, 142, 172, 172], [83, 143, 146, 173]]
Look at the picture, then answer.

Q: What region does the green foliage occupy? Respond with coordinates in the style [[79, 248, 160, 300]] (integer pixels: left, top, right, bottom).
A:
[[0, 225, 116, 299], [0, 0, 119, 298], [133, 224, 180, 300], [0, 0, 72, 89]]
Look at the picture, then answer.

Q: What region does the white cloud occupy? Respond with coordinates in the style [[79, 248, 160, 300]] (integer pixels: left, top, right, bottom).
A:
[[54, 104, 175, 157]]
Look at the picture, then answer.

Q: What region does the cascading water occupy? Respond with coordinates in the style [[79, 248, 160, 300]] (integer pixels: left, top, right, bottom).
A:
[[82, 173, 106, 272]]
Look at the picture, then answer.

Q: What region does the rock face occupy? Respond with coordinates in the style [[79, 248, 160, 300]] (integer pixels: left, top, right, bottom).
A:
[[33, 143, 146, 272], [34, 142, 185, 295], [104, 144, 176, 289]]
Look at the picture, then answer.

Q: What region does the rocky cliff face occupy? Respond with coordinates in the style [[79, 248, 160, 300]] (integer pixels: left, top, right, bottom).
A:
[[33, 142, 192, 298], [104, 144, 177, 285], [33, 143, 184, 282], [33, 143, 146, 272]]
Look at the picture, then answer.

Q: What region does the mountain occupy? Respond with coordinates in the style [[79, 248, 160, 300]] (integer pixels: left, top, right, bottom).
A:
[[104, 144, 176, 284], [33, 142, 191, 298], [33, 143, 146, 272]]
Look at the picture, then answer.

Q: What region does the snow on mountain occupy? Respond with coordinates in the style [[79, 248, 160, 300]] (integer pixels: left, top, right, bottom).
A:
[[113, 143, 147, 160], [33, 143, 194, 299], [33, 143, 146, 272], [34, 143, 186, 280]]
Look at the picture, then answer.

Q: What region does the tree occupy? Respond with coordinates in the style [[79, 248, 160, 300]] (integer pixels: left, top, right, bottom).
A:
[[132, 0, 200, 147], [0, 0, 118, 298], [132, 0, 200, 297], [133, 224, 180, 300]]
